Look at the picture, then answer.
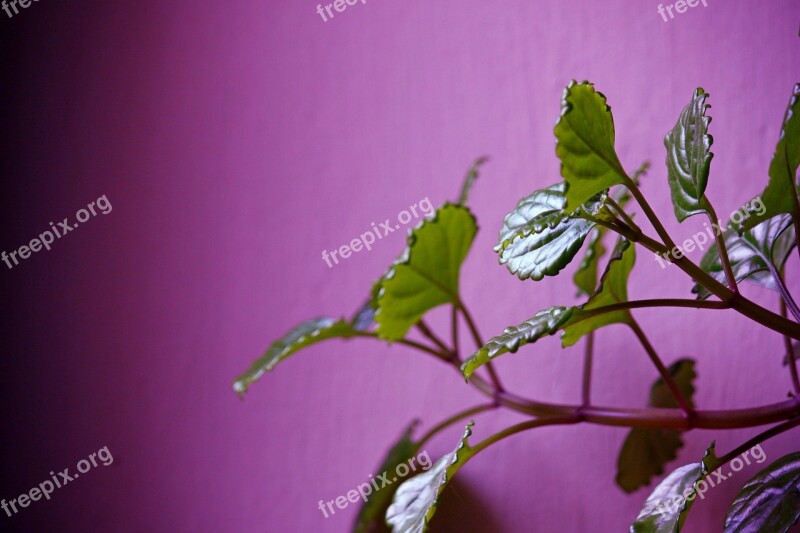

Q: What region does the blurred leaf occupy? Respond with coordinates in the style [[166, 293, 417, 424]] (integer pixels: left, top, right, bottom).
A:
[[234, 317, 356, 394], [375, 204, 477, 341], [386, 423, 475, 533], [457, 156, 489, 206], [352, 281, 382, 331], [724, 452, 800, 533], [555, 81, 628, 210], [739, 84, 800, 231], [562, 237, 635, 347], [665, 88, 714, 222], [495, 183, 612, 281], [460, 307, 577, 380], [354, 422, 421, 533], [631, 443, 720, 533], [617, 360, 697, 493], [694, 214, 795, 300]]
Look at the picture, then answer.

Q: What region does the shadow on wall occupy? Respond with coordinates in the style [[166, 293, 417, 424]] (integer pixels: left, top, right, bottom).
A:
[[432, 479, 501, 533]]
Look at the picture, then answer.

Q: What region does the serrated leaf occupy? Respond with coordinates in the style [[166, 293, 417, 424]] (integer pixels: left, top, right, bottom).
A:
[[457, 156, 489, 206], [562, 237, 635, 347], [375, 204, 477, 341], [617, 360, 697, 493], [631, 443, 720, 533], [739, 84, 800, 231], [495, 183, 612, 281], [386, 422, 475, 533], [694, 214, 796, 300], [354, 421, 421, 533], [665, 88, 714, 222], [724, 452, 800, 533], [460, 306, 576, 380], [555, 81, 627, 210], [233, 317, 356, 394]]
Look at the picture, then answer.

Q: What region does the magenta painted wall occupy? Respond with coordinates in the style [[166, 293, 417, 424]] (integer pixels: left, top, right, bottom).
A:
[[2, 0, 799, 531]]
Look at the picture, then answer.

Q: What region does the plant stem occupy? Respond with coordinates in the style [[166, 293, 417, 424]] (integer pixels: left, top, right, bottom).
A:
[[416, 403, 498, 448], [716, 416, 800, 467], [451, 305, 460, 363], [352, 331, 447, 360], [705, 202, 739, 293], [417, 320, 452, 354], [628, 319, 694, 418], [623, 176, 677, 249], [781, 298, 800, 395], [360, 333, 800, 430], [582, 332, 594, 408], [458, 302, 504, 392], [624, 230, 800, 340], [769, 264, 800, 322], [470, 415, 582, 456], [606, 197, 641, 234]]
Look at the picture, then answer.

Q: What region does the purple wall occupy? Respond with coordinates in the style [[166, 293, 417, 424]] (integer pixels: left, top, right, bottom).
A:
[[1, 0, 799, 531]]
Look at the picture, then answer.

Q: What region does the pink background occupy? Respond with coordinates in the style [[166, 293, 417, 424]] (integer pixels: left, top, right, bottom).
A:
[[2, 0, 800, 531]]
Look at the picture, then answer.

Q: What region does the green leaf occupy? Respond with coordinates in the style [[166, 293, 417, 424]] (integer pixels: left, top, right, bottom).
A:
[[495, 183, 612, 281], [617, 360, 697, 493], [573, 228, 607, 296], [694, 214, 796, 300], [562, 237, 636, 347], [631, 443, 720, 533], [460, 307, 577, 381], [724, 452, 800, 533], [354, 421, 421, 533], [375, 204, 477, 341], [457, 156, 489, 206], [386, 422, 476, 533], [233, 317, 357, 394], [739, 84, 800, 231], [555, 81, 628, 210], [665, 88, 714, 222]]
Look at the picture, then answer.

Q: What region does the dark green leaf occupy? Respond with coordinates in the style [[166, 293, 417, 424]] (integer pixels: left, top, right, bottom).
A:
[[233, 317, 357, 394], [460, 307, 577, 381], [631, 443, 720, 533], [375, 204, 477, 341], [665, 88, 714, 222], [457, 156, 489, 206], [562, 237, 635, 347], [617, 360, 697, 493], [386, 422, 476, 533], [724, 452, 800, 533], [354, 421, 421, 533], [495, 183, 612, 281], [555, 81, 628, 210], [694, 214, 795, 300], [739, 84, 800, 231]]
